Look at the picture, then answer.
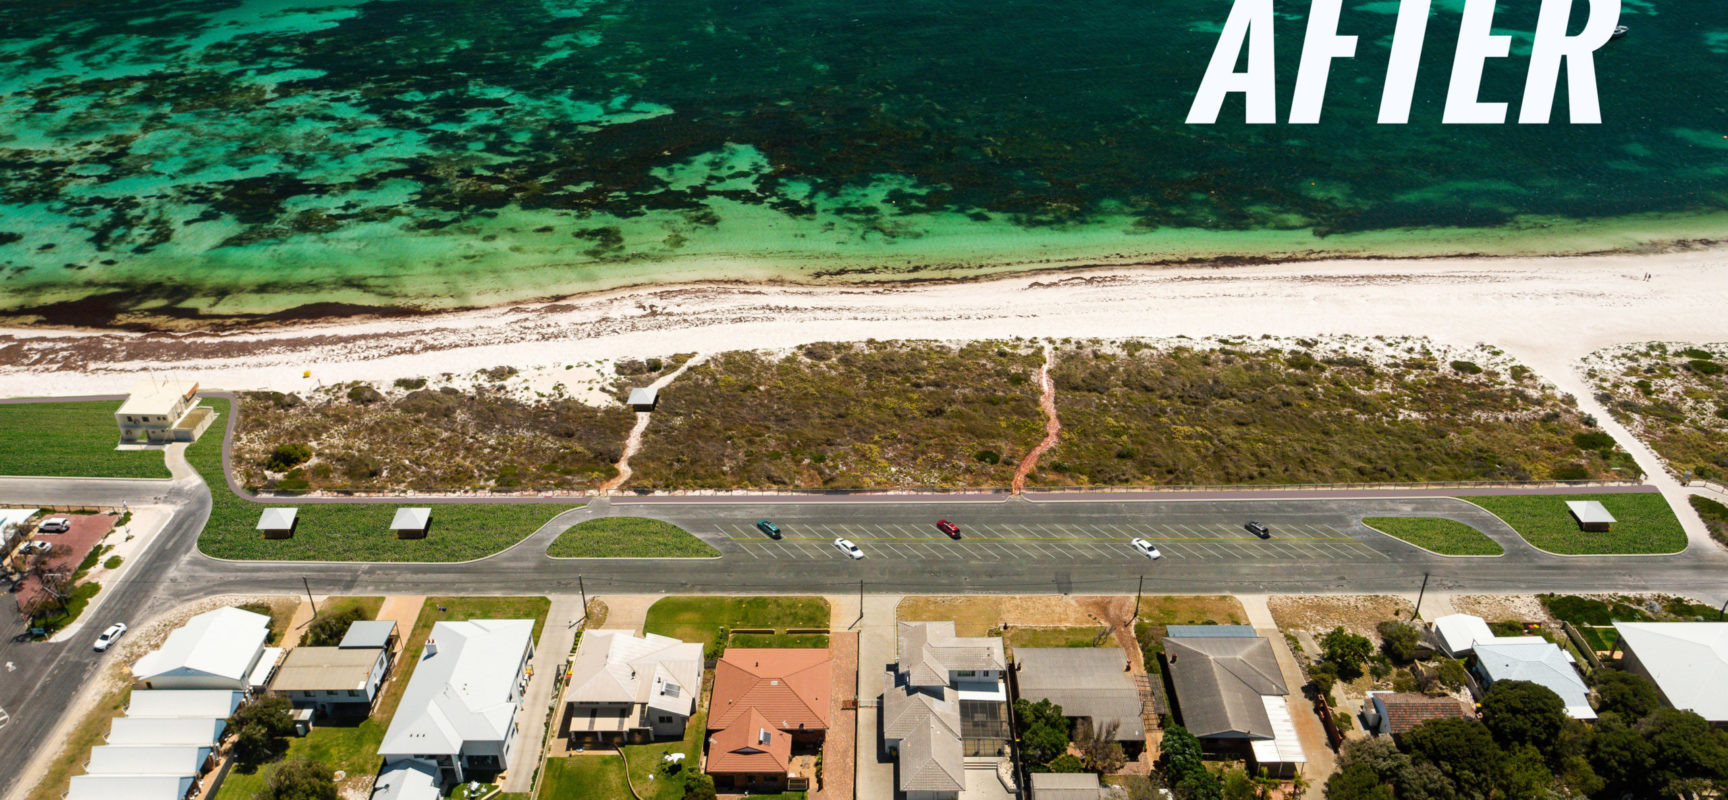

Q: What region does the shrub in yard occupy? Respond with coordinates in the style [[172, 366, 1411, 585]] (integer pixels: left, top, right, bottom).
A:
[[103, 555, 122, 570], [1377, 620, 1421, 664], [229, 695, 295, 767], [679, 771, 716, 800], [258, 760, 336, 800], [302, 605, 368, 647], [1593, 670, 1660, 719], [1435, 657, 1470, 690], [265, 443, 313, 472], [1043, 754, 1085, 773], [1015, 698, 1072, 769], [1480, 680, 1569, 753], [1321, 627, 1374, 680]]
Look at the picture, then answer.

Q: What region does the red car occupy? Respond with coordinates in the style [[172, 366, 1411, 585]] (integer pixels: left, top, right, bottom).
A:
[[936, 520, 961, 539]]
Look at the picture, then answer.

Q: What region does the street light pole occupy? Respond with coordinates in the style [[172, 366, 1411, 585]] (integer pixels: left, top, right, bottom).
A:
[[303, 577, 317, 617], [1413, 572, 1430, 620]]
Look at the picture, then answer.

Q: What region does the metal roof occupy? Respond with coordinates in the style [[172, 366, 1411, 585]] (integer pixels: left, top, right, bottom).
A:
[[85, 746, 208, 777], [1013, 648, 1145, 741], [628, 387, 659, 406], [1248, 696, 1307, 767], [378, 619, 536, 759], [1031, 772, 1104, 800], [1614, 622, 1728, 723], [1565, 501, 1616, 525], [1167, 625, 1257, 638], [1473, 640, 1596, 720], [370, 762, 441, 800], [1162, 635, 1287, 740], [106, 717, 225, 747], [68, 775, 194, 800], [390, 507, 431, 531], [255, 508, 297, 531], [133, 607, 269, 685], [117, 380, 199, 417], [341, 620, 398, 649], [272, 647, 384, 692], [126, 690, 243, 719]]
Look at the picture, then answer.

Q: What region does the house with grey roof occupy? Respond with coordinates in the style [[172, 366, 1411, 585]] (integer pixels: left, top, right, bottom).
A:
[[1614, 622, 1728, 725], [1031, 772, 1119, 800], [378, 619, 536, 784], [561, 630, 703, 745], [1162, 630, 1306, 776], [341, 620, 399, 651], [883, 622, 1010, 800], [1013, 647, 1146, 755], [272, 645, 391, 715], [1471, 639, 1595, 720]]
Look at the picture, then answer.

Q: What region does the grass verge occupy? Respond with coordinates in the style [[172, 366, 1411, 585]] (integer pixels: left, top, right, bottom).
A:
[[546, 517, 719, 558], [643, 596, 829, 654], [1005, 626, 1112, 649], [0, 401, 170, 479], [24, 684, 130, 800], [1361, 517, 1504, 555], [1464, 493, 1686, 554], [193, 399, 578, 562]]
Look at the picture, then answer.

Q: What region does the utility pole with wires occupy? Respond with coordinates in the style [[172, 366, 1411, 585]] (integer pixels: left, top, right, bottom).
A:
[[578, 576, 587, 615], [303, 577, 317, 617], [1134, 575, 1144, 624], [1413, 572, 1431, 620]]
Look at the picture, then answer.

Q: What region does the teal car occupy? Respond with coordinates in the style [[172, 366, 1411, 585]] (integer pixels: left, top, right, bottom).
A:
[[756, 520, 782, 539]]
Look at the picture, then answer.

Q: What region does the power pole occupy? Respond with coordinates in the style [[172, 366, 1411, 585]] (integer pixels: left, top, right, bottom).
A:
[[1719, 599, 1726, 621], [578, 576, 587, 614], [1413, 572, 1430, 620], [303, 577, 317, 617], [1134, 575, 1144, 623]]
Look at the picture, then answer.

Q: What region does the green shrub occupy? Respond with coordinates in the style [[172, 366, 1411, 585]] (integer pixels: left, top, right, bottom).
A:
[[265, 443, 313, 472], [103, 555, 122, 570], [1450, 360, 1484, 375], [1680, 348, 1715, 360], [1572, 431, 1616, 450], [346, 384, 385, 404], [393, 377, 427, 390], [974, 450, 1001, 464], [1687, 359, 1723, 376]]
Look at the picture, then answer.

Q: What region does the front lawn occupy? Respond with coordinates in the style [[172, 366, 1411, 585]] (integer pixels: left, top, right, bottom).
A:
[[193, 399, 579, 562], [624, 710, 708, 800], [214, 718, 388, 800], [1361, 517, 1504, 556], [1132, 596, 1248, 626], [1464, 493, 1686, 554], [0, 401, 171, 479], [537, 756, 629, 800], [643, 596, 829, 653], [546, 517, 719, 558], [1005, 626, 1112, 649]]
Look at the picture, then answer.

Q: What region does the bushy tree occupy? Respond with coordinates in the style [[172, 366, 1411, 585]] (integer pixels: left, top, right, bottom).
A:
[[1480, 681, 1568, 754], [680, 771, 716, 800], [302, 605, 367, 647], [230, 696, 295, 767], [1220, 769, 1256, 800], [265, 443, 313, 472], [1376, 621, 1421, 664], [1015, 698, 1072, 768], [1322, 627, 1374, 680], [1175, 769, 1223, 800], [1640, 707, 1728, 797], [1592, 669, 1660, 719], [1075, 719, 1127, 774], [257, 760, 334, 800], [1044, 754, 1086, 773], [1325, 763, 1396, 800], [1159, 725, 1205, 778], [1402, 718, 1501, 800]]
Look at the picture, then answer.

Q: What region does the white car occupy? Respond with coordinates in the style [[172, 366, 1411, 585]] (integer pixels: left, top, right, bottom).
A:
[[37, 517, 71, 533], [20, 540, 51, 555], [833, 537, 864, 559], [1130, 538, 1163, 560], [94, 623, 127, 651]]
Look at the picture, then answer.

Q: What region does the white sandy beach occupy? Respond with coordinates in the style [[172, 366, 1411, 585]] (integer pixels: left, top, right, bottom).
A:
[[2, 249, 1726, 401]]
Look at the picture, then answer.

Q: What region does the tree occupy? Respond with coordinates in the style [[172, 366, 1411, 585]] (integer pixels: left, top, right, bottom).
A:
[[1593, 669, 1660, 719], [1325, 763, 1396, 800], [1174, 768, 1223, 800], [1376, 621, 1421, 664], [1321, 627, 1373, 680], [1433, 658, 1469, 691], [1044, 754, 1086, 773], [1015, 698, 1072, 768], [1075, 719, 1127, 774], [1220, 769, 1256, 800], [258, 760, 335, 800], [1640, 706, 1728, 796], [1159, 725, 1205, 779], [1588, 713, 1654, 798], [302, 605, 367, 647], [1493, 745, 1554, 800], [265, 443, 313, 472], [680, 771, 716, 800], [1479, 680, 1567, 753], [230, 696, 295, 767], [1402, 718, 1501, 800]]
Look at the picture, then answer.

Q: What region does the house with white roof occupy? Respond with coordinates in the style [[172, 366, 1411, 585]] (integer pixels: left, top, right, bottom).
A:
[[378, 619, 536, 784], [883, 622, 1010, 800], [133, 607, 269, 691], [560, 630, 702, 746], [67, 775, 195, 800], [1472, 639, 1596, 720], [1432, 614, 1497, 658], [85, 745, 212, 777], [1613, 622, 1728, 725], [106, 717, 227, 747], [115, 380, 211, 444], [126, 690, 244, 719]]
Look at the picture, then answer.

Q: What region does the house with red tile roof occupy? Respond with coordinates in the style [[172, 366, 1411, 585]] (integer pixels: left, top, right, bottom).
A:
[[1366, 692, 1472, 736], [706, 648, 831, 792]]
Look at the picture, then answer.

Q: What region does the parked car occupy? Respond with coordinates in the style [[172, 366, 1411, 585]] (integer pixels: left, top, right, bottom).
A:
[[1245, 521, 1272, 539], [936, 520, 961, 539], [834, 537, 865, 559], [36, 517, 71, 534], [756, 520, 782, 539], [1130, 538, 1163, 560], [94, 623, 127, 651], [19, 541, 51, 555]]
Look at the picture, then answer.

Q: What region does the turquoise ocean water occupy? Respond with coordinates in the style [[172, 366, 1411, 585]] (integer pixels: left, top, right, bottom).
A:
[[0, 0, 1723, 324]]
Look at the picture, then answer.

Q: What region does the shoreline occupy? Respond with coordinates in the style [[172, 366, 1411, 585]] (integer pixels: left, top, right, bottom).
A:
[[3, 211, 1726, 333], [3, 247, 1728, 400]]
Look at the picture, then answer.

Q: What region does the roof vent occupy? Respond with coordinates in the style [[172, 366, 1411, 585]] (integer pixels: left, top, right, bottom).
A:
[[758, 728, 771, 745]]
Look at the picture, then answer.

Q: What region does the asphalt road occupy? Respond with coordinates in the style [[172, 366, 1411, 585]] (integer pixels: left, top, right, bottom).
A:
[[5, 479, 1728, 784]]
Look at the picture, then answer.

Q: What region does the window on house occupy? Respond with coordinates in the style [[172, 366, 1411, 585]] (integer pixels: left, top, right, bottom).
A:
[[348, 690, 361, 697], [956, 670, 975, 677], [658, 716, 673, 723]]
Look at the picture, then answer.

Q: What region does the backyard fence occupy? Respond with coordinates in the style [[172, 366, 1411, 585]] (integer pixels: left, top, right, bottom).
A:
[[1307, 683, 1345, 751], [1559, 621, 1605, 672]]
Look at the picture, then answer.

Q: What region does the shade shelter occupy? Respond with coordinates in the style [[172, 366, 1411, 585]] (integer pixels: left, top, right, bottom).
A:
[[628, 387, 659, 412], [390, 507, 431, 539], [256, 508, 297, 539], [1565, 501, 1616, 532]]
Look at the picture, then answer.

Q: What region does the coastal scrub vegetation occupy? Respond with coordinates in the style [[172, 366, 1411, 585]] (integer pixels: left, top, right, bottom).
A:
[[230, 382, 633, 494], [628, 340, 1047, 489], [1585, 342, 1728, 481], [546, 517, 719, 558], [1035, 337, 1634, 487], [196, 399, 575, 562], [0, 400, 171, 479]]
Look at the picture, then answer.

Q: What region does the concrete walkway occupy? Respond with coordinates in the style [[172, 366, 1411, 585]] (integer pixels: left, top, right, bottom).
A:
[[500, 595, 585, 794], [854, 595, 902, 800], [596, 594, 658, 634], [1258, 625, 1337, 785], [279, 598, 315, 649], [375, 596, 425, 659]]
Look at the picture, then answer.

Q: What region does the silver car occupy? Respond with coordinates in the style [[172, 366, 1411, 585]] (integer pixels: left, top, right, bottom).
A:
[[833, 537, 864, 559], [94, 623, 127, 652]]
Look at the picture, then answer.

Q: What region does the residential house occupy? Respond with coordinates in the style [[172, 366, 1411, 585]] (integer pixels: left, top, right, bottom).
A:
[[1030, 772, 1117, 800], [133, 607, 269, 691], [1013, 647, 1146, 756], [105, 718, 226, 748], [341, 620, 400, 652], [707, 648, 831, 791], [371, 761, 442, 800], [561, 630, 702, 746], [1471, 639, 1596, 720], [378, 619, 536, 783], [1364, 692, 1471, 736], [1612, 622, 1728, 725], [85, 745, 213, 778], [272, 645, 391, 715], [1162, 627, 1306, 777], [67, 775, 195, 800], [883, 622, 1009, 800], [1432, 614, 1498, 659], [126, 690, 243, 719], [115, 380, 210, 444]]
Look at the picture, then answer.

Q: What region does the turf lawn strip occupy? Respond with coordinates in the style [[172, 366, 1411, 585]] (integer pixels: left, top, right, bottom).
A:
[[0, 401, 171, 478], [1463, 492, 1686, 555], [546, 516, 719, 558], [1361, 516, 1504, 555]]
